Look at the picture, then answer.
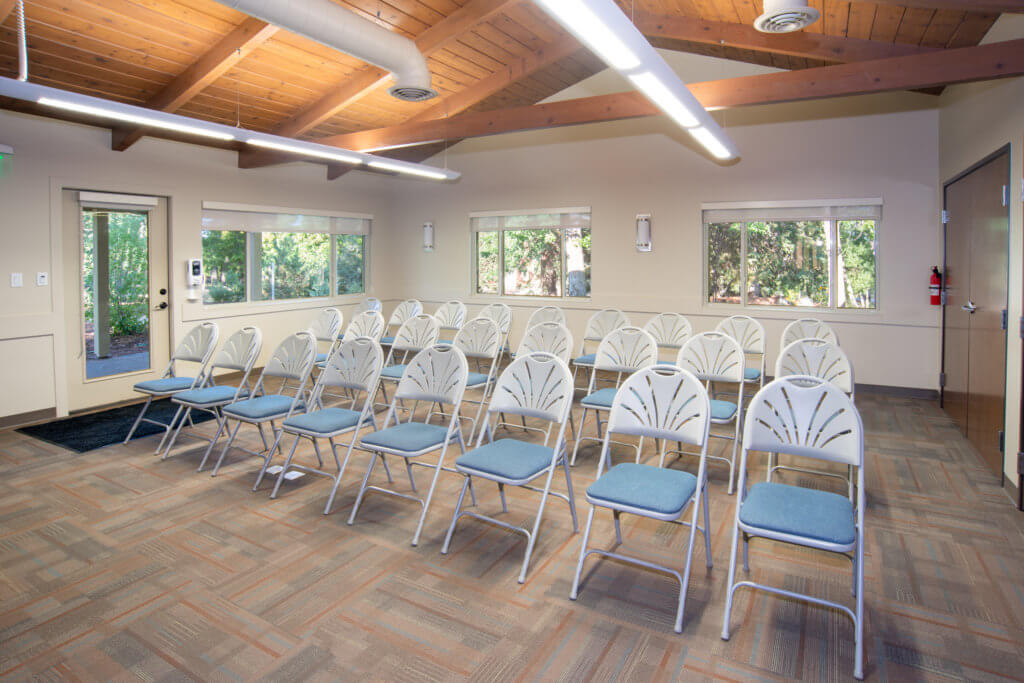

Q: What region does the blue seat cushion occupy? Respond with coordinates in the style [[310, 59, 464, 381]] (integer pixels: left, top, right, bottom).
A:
[[455, 439, 554, 482], [174, 385, 247, 406], [381, 335, 396, 345], [711, 399, 738, 421], [223, 394, 302, 421], [381, 364, 407, 380], [581, 387, 617, 408], [744, 367, 761, 381], [284, 407, 368, 435], [573, 353, 597, 366], [587, 463, 697, 516], [466, 371, 491, 387], [437, 339, 454, 345], [133, 376, 195, 394], [359, 422, 450, 454], [316, 352, 329, 363], [740, 482, 855, 546]]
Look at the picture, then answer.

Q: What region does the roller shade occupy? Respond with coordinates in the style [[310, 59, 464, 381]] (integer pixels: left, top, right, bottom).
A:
[[201, 209, 370, 235], [470, 207, 591, 232], [703, 200, 881, 224]]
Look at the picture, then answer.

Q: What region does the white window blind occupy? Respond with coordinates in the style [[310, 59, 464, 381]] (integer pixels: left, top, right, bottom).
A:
[[470, 207, 591, 232], [702, 201, 882, 224]]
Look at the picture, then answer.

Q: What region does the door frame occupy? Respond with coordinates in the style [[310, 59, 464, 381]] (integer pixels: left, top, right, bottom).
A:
[[939, 143, 1011, 476]]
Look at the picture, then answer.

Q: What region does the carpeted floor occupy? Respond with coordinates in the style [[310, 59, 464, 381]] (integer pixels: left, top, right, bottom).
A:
[[0, 391, 1022, 680]]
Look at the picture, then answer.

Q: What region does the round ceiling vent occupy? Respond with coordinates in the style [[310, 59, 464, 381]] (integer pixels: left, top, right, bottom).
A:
[[754, 0, 820, 33], [388, 85, 438, 102]]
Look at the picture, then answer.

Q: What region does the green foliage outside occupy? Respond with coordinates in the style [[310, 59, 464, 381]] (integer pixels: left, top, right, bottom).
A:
[[837, 220, 877, 308], [707, 222, 742, 303], [476, 227, 591, 297], [476, 231, 499, 294], [82, 210, 150, 336], [336, 234, 365, 295], [256, 232, 330, 301], [747, 221, 829, 306], [202, 230, 246, 304]]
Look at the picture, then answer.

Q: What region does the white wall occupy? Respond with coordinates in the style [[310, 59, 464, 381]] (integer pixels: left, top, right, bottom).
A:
[[939, 16, 1024, 484]]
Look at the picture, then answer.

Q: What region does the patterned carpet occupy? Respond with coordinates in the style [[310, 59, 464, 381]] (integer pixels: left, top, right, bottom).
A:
[[0, 392, 1022, 681]]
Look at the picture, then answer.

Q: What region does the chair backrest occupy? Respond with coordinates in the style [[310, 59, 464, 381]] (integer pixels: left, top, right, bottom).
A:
[[606, 365, 711, 447], [743, 375, 863, 467], [643, 312, 692, 350], [775, 339, 854, 396], [343, 310, 386, 342], [262, 331, 317, 381], [387, 299, 423, 329], [211, 326, 262, 373], [478, 302, 512, 334], [434, 300, 467, 332], [583, 308, 629, 342], [487, 352, 574, 424], [316, 336, 384, 395], [782, 318, 839, 347], [454, 317, 501, 360], [172, 321, 219, 364], [309, 307, 343, 343], [716, 315, 765, 354], [354, 297, 382, 315], [395, 344, 469, 406], [676, 331, 745, 383], [527, 305, 567, 328], [392, 314, 441, 353], [516, 322, 574, 364], [593, 326, 658, 373]]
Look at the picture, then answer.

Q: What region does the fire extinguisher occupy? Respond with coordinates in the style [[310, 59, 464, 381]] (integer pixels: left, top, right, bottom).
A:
[[930, 266, 942, 306]]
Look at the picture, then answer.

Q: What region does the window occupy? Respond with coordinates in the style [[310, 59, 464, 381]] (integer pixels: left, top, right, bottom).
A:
[[200, 206, 370, 304], [472, 208, 591, 298], [704, 202, 879, 309]]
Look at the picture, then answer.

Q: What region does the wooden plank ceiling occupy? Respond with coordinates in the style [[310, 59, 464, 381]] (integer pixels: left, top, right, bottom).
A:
[[0, 0, 1005, 172]]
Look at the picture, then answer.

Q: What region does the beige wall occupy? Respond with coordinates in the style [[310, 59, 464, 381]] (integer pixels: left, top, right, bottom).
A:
[[0, 109, 396, 419], [938, 16, 1024, 484]]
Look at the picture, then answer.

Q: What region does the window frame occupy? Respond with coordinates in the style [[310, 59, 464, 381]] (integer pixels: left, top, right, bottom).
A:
[[701, 201, 880, 313]]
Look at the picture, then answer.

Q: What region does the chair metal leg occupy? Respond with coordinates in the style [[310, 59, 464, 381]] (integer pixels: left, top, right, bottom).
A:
[[570, 407, 589, 467], [497, 482, 508, 512], [405, 459, 418, 493], [440, 476, 471, 555], [855, 530, 864, 680], [161, 406, 191, 459], [569, 505, 597, 600], [271, 433, 303, 499], [742, 533, 750, 572], [562, 451, 579, 532], [675, 486, 703, 633], [519, 464, 556, 583], [347, 450, 378, 526], [411, 447, 450, 547], [720, 506, 743, 640], [379, 453, 393, 483], [727, 420, 740, 495], [323, 435, 360, 515], [156, 403, 184, 454], [613, 509, 623, 545], [124, 396, 152, 443], [211, 421, 242, 476], [702, 483, 713, 568], [252, 424, 285, 491], [195, 410, 225, 471]]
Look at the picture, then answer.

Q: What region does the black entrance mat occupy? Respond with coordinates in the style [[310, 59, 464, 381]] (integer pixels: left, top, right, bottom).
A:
[[17, 398, 215, 453]]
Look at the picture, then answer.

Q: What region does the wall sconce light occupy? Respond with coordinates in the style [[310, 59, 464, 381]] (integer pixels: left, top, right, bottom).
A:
[[636, 214, 652, 252], [423, 221, 434, 252]]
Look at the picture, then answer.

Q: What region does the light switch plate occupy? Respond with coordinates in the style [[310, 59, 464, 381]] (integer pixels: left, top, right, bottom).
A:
[[36, 272, 48, 286], [10, 272, 22, 287]]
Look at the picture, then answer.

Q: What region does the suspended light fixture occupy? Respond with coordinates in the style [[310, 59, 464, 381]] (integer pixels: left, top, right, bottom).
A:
[[532, 0, 738, 161], [0, 77, 461, 181]]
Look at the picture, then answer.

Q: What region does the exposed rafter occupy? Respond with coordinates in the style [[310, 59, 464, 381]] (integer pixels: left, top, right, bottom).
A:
[[308, 38, 1024, 152], [853, 0, 1022, 12], [635, 11, 938, 63], [0, 0, 17, 24]]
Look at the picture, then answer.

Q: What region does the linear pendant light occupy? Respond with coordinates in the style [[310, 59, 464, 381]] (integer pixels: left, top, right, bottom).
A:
[[532, 0, 738, 161], [0, 77, 461, 181]]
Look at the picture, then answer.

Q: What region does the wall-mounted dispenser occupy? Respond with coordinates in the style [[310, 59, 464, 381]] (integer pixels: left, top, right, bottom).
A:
[[423, 222, 435, 252], [636, 214, 652, 252], [186, 258, 203, 302]]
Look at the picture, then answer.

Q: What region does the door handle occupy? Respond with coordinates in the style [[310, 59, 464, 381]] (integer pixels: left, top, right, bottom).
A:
[[961, 301, 977, 313], [154, 302, 168, 311]]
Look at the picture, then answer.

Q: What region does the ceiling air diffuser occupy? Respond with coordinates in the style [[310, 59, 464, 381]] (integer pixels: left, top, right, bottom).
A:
[[754, 0, 820, 33]]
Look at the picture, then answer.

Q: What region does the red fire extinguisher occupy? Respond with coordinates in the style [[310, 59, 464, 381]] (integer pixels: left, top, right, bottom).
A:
[[930, 266, 942, 306]]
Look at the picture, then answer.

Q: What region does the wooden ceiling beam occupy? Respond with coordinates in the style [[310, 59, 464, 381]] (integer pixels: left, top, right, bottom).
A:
[[850, 0, 1023, 13], [112, 17, 278, 151], [312, 38, 1024, 151], [0, 0, 18, 24], [635, 11, 938, 62]]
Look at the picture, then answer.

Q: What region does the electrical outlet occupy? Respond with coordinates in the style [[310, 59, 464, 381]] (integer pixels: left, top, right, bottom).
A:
[[10, 272, 22, 288]]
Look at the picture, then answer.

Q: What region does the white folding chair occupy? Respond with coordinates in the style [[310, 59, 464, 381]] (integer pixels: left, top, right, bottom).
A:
[[348, 344, 470, 546], [378, 314, 440, 406], [571, 308, 629, 385], [644, 312, 692, 359], [125, 321, 219, 449], [451, 317, 502, 442], [381, 299, 423, 345], [478, 302, 512, 357], [526, 305, 567, 329], [721, 375, 865, 680], [672, 332, 745, 494], [501, 322, 576, 438], [353, 297, 382, 315], [716, 315, 766, 402], [271, 336, 384, 514], [442, 352, 578, 584], [773, 338, 856, 493], [570, 326, 658, 471], [781, 317, 839, 348], [435, 299, 467, 344], [211, 332, 317, 481], [309, 307, 343, 367], [341, 310, 386, 343], [570, 365, 713, 633], [161, 326, 262, 468]]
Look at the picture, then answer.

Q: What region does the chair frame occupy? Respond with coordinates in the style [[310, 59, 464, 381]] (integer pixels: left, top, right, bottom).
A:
[[644, 312, 692, 360], [448, 317, 503, 442], [270, 336, 385, 514], [571, 308, 629, 385], [347, 344, 471, 546], [378, 314, 441, 406], [501, 322, 577, 439], [478, 302, 513, 358], [124, 321, 219, 449], [781, 317, 839, 348], [721, 375, 865, 680], [570, 365, 713, 633], [341, 309, 386, 343], [353, 297, 382, 316], [434, 299, 468, 342], [309, 307, 343, 374], [441, 352, 578, 584], [716, 314, 766, 405], [382, 299, 423, 343]]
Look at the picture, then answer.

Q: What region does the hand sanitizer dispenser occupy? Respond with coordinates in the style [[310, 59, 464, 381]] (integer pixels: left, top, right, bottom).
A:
[[186, 258, 203, 302]]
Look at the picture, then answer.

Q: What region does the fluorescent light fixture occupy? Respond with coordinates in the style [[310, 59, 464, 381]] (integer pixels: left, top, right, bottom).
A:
[[37, 97, 235, 141], [359, 139, 445, 153], [688, 126, 732, 160], [246, 138, 361, 165], [368, 159, 449, 180], [533, 0, 640, 70], [627, 72, 699, 128]]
